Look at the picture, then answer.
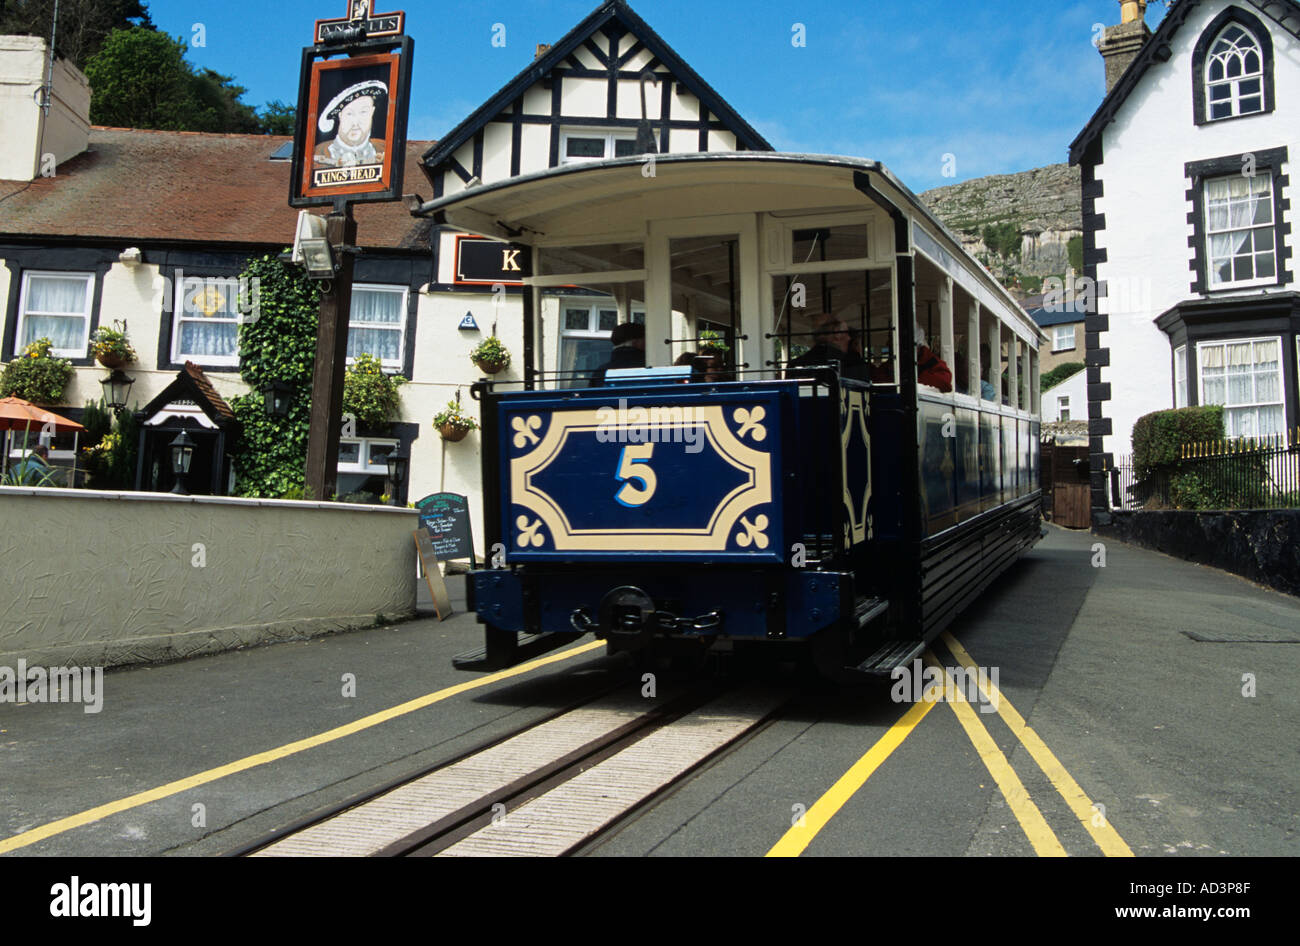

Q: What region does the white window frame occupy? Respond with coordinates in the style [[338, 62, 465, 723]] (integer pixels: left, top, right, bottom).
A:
[[1056, 395, 1070, 422], [16, 271, 94, 359], [337, 437, 398, 475], [171, 274, 242, 367], [1174, 345, 1188, 408], [1204, 173, 1277, 289], [346, 284, 409, 371], [1052, 324, 1076, 353], [1195, 336, 1285, 437], [559, 128, 638, 166], [1204, 24, 1265, 121]]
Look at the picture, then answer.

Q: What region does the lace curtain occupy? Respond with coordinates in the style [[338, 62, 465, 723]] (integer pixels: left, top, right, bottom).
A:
[[347, 288, 404, 362], [22, 275, 89, 351]]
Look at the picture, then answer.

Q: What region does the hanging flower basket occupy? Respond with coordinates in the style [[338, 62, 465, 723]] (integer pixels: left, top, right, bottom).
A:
[[473, 355, 508, 374], [469, 335, 511, 375], [90, 322, 136, 369], [438, 422, 472, 442], [434, 396, 478, 442]]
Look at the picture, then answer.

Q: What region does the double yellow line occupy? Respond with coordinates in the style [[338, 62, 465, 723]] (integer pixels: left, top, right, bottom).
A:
[[767, 632, 1132, 857], [0, 640, 606, 855]]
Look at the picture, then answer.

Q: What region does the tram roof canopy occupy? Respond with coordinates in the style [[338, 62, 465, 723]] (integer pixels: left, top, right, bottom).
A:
[[408, 152, 1036, 331]]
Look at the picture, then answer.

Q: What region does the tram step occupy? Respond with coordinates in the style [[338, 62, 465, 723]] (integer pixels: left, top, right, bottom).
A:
[[854, 596, 890, 628], [853, 639, 926, 677], [452, 630, 581, 672]]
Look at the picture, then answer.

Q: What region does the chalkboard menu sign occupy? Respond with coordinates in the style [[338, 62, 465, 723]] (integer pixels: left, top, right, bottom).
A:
[[416, 492, 475, 565]]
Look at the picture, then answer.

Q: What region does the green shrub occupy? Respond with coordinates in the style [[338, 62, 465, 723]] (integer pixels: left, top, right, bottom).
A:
[[1, 338, 74, 403], [1132, 405, 1224, 476], [1040, 361, 1084, 392], [342, 353, 407, 429]]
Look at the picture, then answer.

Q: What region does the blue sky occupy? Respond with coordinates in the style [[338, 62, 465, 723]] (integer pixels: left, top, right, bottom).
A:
[[145, 0, 1169, 190]]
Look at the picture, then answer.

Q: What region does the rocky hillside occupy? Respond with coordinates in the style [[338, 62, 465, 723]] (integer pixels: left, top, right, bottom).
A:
[[920, 163, 1082, 289]]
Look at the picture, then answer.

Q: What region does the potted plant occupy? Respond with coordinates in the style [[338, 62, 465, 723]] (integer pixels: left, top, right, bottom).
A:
[[469, 334, 511, 374], [434, 396, 478, 442], [697, 329, 730, 357], [0, 338, 74, 405], [90, 321, 137, 368]]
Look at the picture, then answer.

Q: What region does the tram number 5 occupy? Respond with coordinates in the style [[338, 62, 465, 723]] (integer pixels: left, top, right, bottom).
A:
[[614, 444, 657, 507]]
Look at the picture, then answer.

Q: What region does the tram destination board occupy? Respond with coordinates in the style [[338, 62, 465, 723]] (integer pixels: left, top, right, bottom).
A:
[[416, 492, 475, 565]]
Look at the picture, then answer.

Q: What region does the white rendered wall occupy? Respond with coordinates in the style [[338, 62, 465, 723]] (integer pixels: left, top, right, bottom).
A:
[[1094, 0, 1299, 459], [1042, 369, 1087, 423]]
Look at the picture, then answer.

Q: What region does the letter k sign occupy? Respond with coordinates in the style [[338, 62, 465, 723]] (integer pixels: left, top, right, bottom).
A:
[[501, 249, 521, 272]]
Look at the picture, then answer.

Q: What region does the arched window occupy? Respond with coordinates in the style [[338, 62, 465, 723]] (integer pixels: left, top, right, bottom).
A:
[[1193, 9, 1274, 125], [1205, 24, 1265, 119]]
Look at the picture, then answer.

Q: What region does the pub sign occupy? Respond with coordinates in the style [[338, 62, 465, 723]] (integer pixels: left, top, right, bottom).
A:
[[290, 13, 413, 208], [454, 235, 532, 285]]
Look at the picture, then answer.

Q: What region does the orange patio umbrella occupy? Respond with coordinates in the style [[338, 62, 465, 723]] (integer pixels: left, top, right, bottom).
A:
[[0, 397, 85, 480]]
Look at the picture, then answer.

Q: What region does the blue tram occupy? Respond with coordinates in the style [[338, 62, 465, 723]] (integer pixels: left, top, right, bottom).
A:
[[411, 153, 1044, 678]]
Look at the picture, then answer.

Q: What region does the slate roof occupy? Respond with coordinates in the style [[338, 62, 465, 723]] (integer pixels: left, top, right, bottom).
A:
[[1026, 305, 1085, 328], [419, 0, 772, 176], [1070, 0, 1300, 165], [0, 128, 435, 251]]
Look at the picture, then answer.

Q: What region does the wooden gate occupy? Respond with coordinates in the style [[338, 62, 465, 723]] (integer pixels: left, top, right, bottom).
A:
[[1041, 443, 1090, 529]]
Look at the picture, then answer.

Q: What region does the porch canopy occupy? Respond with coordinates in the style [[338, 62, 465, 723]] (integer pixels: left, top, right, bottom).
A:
[[409, 153, 1037, 384]]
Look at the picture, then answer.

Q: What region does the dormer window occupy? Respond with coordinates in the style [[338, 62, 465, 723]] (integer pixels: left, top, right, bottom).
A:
[[1205, 25, 1264, 120], [1192, 9, 1274, 126]]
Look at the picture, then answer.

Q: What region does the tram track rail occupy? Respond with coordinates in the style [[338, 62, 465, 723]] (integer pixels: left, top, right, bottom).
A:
[[237, 679, 789, 858]]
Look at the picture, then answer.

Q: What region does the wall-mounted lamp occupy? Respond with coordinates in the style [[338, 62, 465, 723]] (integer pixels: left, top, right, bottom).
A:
[[259, 379, 294, 419], [169, 430, 196, 495]]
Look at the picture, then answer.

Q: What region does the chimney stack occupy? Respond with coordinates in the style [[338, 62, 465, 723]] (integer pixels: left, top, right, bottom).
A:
[[0, 35, 90, 182], [535, 43, 552, 60], [1099, 0, 1151, 92]]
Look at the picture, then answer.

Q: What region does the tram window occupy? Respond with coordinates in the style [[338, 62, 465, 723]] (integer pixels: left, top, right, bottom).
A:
[[998, 325, 1014, 407], [791, 222, 871, 264], [771, 269, 892, 382], [556, 295, 645, 388], [537, 242, 645, 277], [979, 308, 1000, 402]]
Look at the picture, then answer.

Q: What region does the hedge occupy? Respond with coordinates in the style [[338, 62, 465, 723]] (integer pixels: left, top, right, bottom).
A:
[[1132, 405, 1224, 475]]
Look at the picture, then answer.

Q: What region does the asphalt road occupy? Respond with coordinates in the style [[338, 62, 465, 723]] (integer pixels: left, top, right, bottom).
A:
[[1, 525, 1296, 858]]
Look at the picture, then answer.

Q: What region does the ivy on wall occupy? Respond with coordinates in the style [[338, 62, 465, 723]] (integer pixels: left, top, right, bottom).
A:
[[228, 255, 320, 498]]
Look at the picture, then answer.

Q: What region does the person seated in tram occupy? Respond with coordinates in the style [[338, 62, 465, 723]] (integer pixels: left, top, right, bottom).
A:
[[914, 322, 952, 393], [978, 344, 998, 401], [674, 350, 724, 382], [589, 321, 645, 386], [786, 314, 870, 381]]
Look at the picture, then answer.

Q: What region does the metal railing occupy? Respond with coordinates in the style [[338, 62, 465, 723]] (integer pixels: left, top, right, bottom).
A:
[[1107, 431, 1300, 511]]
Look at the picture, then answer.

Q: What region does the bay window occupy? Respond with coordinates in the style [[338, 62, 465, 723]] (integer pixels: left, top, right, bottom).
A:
[[1197, 337, 1283, 437]]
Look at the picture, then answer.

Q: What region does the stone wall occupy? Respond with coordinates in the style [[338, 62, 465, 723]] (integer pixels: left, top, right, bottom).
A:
[[0, 487, 419, 667], [1097, 510, 1300, 597]]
